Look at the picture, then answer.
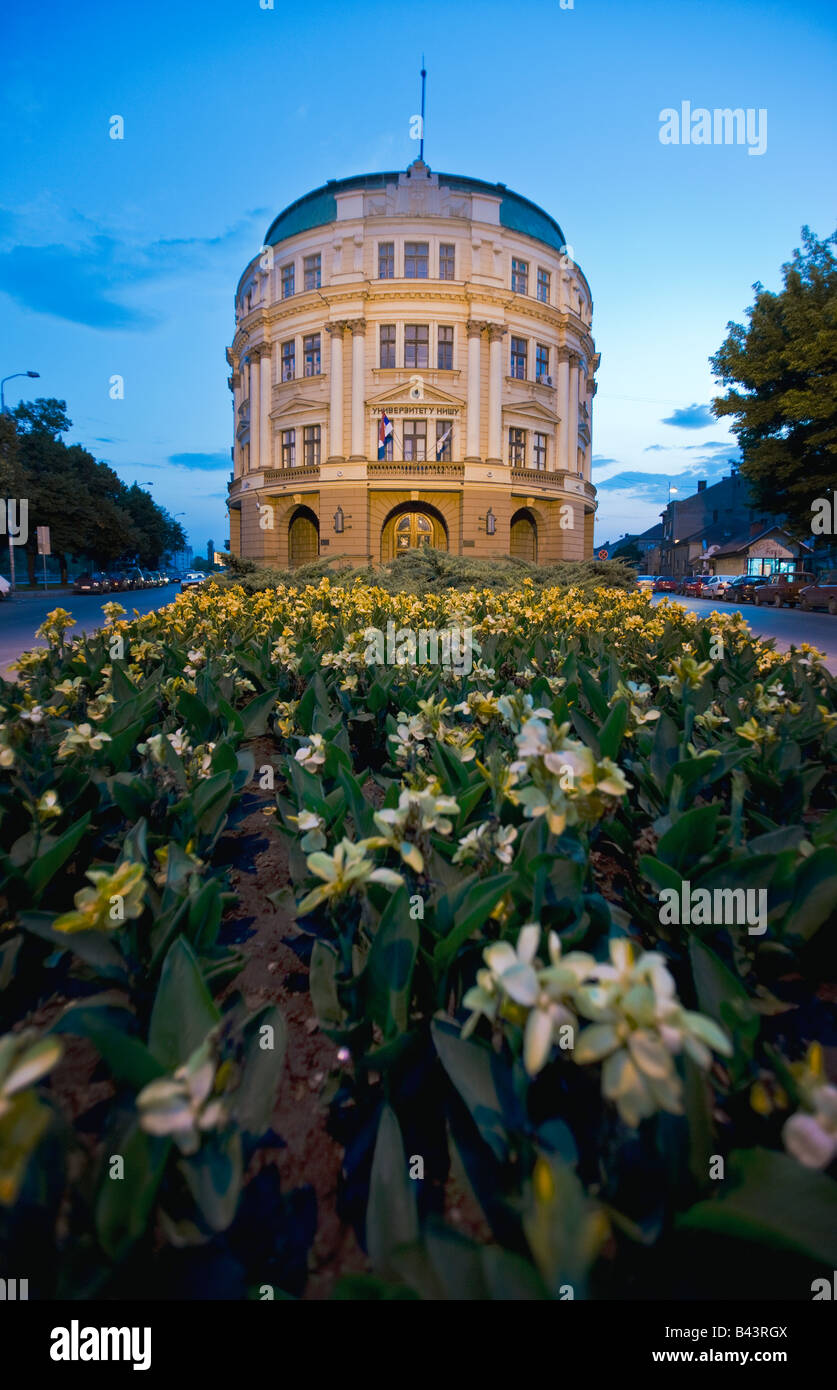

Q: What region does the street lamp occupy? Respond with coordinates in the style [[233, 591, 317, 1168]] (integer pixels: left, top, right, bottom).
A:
[[1, 371, 39, 592], [0, 370, 40, 415]]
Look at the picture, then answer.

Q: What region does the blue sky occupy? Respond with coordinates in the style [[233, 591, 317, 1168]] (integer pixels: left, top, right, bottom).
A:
[[1, 0, 835, 555]]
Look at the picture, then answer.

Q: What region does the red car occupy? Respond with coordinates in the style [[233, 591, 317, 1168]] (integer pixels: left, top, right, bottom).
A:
[[653, 576, 680, 593], [799, 571, 837, 615], [680, 576, 707, 597]]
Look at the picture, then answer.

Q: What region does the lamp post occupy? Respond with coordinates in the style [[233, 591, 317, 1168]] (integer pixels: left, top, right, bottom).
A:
[[667, 484, 678, 575], [1, 371, 40, 593]]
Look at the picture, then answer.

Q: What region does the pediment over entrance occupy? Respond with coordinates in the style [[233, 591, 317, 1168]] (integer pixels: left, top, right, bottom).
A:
[[270, 393, 328, 419], [366, 378, 465, 411], [503, 397, 561, 425]]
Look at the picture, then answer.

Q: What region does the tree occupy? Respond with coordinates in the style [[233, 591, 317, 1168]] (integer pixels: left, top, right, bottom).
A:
[[710, 227, 837, 538], [10, 398, 186, 581]]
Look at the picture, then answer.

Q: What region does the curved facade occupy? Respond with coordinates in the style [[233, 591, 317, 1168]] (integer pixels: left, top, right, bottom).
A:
[[227, 160, 599, 567]]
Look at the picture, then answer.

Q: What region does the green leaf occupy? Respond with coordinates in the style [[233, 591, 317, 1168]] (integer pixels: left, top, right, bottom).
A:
[[53, 1009, 165, 1089], [433, 873, 517, 969], [363, 887, 419, 1039], [598, 699, 629, 760], [25, 813, 91, 898], [678, 1147, 837, 1266], [148, 936, 220, 1070], [20, 911, 127, 981], [366, 1105, 419, 1277], [96, 1120, 170, 1260], [783, 846, 837, 943], [233, 1005, 288, 1135], [309, 942, 347, 1032], [180, 1129, 243, 1233], [431, 1017, 509, 1163], [656, 804, 721, 874], [239, 686, 282, 738]]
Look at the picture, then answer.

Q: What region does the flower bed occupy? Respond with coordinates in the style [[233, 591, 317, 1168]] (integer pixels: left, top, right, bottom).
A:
[[1, 580, 835, 1299]]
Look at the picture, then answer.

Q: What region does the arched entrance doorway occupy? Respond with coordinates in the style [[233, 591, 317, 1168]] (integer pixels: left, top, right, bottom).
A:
[[381, 505, 448, 561], [288, 507, 319, 568], [510, 508, 537, 562]]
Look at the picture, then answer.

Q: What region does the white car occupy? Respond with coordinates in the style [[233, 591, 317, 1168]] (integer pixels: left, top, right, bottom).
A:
[[180, 571, 206, 589], [702, 575, 730, 597], [0, 575, 10, 600], [635, 574, 656, 591]]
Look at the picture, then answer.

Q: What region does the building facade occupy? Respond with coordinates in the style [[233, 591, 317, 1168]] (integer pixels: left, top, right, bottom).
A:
[[227, 161, 599, 567]]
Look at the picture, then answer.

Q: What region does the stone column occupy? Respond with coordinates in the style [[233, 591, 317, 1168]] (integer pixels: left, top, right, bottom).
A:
[[585, 378, 596, 482], [229, 371, 241, 477], [465, 320, 484, 461], [557, 348, 570, 471], [258, 343, 272, 472], [568, 354, 580, 475], [349, 319, 367, 460], [486, 324, 506, 464], [248, 353, 260, 473], [326, 322, 346, 460]]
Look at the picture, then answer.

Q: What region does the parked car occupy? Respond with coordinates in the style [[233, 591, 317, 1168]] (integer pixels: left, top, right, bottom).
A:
[[181, 571, 206, 589], [122, 568, 147, 590], [0, 575, 10, 600], [635, 574, 656, 592], [653, 576, 679, 593], [73, 571, 111, 595], [755, 570, 817, 607], [702, 575, 731, 599], [799, 571, 837, 615], [730, 575, 771, 603], [680, 576, 707, 597], [106, 571, 130, 591]]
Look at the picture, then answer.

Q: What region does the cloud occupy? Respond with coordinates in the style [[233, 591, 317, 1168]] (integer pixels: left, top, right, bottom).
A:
[[660, 403, 716, 429], [0, 240, 157, 329], [167, 451, 231, 471], [0, 208, 266, 330]]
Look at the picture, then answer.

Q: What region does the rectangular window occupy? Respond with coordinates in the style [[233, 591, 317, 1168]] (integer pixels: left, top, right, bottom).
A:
[[439, 243, 455, 279], [537, 268, 550, 303], [437, 325, 454, 370], [535, 344, 550, 381], [303, 425, 321, 467], [510, 336, 527, 379], [379, 325, 396, 369], [303, 333, 321, 377], [404, 241, 429, 278], [303, 254, 321, 290], [403, 419, 427, 461], [404, 323, 429, 368], [378, 242, 395, 278], [436, 419, 453, 461], [281, 429, 296, 468], [511, 258, 528, 294], [281, 263, 295, 298], [509, 427, 526, 467], [533, 432, 547, 470], [281, 340, 295, 382]]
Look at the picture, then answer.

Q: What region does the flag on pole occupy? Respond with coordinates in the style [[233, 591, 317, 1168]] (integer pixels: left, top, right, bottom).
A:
[[378, 413, 393, 459], [436, 424, 452, 458]]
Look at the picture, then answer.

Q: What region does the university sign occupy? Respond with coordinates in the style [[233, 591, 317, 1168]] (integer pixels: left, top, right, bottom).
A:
[[368, 406, 460, 416]]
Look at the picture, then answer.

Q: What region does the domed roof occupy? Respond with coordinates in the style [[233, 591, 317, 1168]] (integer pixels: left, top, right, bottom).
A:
[[263, 168, 567, 255]]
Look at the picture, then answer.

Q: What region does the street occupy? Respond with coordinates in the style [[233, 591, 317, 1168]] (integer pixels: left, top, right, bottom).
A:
[[651, 594, 837, 674], [0, 584, 184, 676]]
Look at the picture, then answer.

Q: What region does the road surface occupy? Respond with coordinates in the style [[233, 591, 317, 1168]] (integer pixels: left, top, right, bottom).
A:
[[0, 585, 184, 677], [652, 594, 837, 673]]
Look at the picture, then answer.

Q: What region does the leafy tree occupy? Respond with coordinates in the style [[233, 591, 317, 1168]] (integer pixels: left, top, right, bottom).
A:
[[9, 399, 186, 582], [710, 227, 837, 537]]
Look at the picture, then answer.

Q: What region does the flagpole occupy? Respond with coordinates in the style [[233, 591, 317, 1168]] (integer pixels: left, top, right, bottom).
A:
[[419, 59, 426, 162]]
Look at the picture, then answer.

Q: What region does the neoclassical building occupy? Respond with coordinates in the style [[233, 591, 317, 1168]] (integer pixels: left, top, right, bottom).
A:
[[227, 160, 599, 568]]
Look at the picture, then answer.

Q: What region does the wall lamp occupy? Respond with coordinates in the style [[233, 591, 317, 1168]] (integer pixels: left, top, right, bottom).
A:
[[333, 506, 345, 534]]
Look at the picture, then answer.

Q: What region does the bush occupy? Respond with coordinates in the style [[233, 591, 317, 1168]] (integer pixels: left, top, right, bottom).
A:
[[218, 547, 637, 596]]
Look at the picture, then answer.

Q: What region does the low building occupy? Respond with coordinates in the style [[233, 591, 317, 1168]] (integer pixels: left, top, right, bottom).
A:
[[227, 160, 599, 567], [707, 525, 814, 577]]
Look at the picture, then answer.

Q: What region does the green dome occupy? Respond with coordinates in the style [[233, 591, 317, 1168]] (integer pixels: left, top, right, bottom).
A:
[[263, 170, 567, 255]]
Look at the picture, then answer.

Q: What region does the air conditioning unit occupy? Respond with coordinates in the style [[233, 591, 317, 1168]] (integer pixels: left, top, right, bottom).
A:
[[537, 374, 554, 387]]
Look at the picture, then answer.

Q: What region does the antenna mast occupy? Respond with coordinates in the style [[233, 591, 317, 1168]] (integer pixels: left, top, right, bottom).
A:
[[419, 57, 427, 162]]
